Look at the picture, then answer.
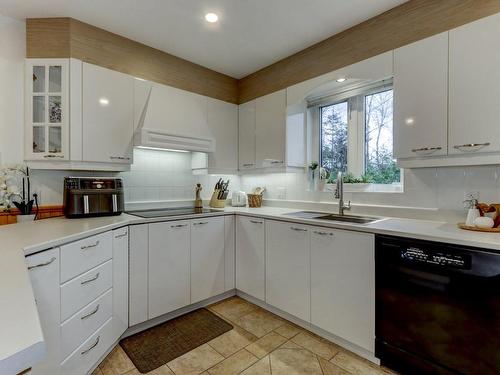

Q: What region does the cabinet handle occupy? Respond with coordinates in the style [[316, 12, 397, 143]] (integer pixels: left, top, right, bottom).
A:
[[242, 163, 254, 167], [171, 224, 188, 228], [81, 304, 100, 320], [270, 160, 284, 164], [43, 154, 64, 158], [250, 220, 263, 224], [193, 221, 208, 225], [411, 146, 442, 153], [313, 231, 333, 236], [81, 240, 100, 250], [290, 227, 307, 232], [110, 156, 131, 160], [28, 257, 56, 270], [81, 272, 100, 285], [453, 143, 490, 151], [114, 232, 127, 239], [80, 336, 100, 355]]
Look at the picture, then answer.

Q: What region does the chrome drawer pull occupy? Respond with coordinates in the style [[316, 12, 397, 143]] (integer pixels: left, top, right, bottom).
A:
[[81, 240, 100, 250], [453, 142, 490, 150], [193, 222, 208, 225], [290, 227, 307, 232], [81, 272, 100, 285], [250, 220, 263, 224], [411, 146, 442, 153], [242, 163, 254, 167], [114, 232, 127, 239], [313, 231, 333, 236], [171, 224, 188, 228], [81, 304, 100, 320], [28, 257, 56, 270], [110, 156, 131, 160], [81, 336, 100, 355], [270, 160, 284, 164], [43, 154, 64, 158]]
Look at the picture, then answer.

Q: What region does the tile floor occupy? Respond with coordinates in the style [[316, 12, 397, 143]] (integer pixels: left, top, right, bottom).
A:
[[92, 297, 397, 375]]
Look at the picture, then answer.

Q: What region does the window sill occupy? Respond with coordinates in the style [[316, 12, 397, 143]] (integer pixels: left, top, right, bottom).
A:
[[324, 183, 403, 194]]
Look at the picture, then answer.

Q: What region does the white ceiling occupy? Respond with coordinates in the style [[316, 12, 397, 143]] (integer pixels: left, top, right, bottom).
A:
[[0, 0, 407, 78]]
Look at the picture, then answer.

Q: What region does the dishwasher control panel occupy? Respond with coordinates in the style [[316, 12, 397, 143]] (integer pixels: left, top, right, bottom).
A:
[[401, 247, 470, 269]]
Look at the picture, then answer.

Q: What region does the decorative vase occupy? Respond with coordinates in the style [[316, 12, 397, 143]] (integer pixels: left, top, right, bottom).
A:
[[17, 214, 36, 223]]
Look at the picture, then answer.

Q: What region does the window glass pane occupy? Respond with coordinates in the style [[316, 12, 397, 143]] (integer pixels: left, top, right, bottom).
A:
[[365, 89, 399, 184], [33, 96, 45, 123], [48, 126, 62, 153], [49, 66, 62, 92], [33, 126, 45, 153], [33, 66, 45, 93], [49, 96, 62, 123], [320, 102, 348, 178]]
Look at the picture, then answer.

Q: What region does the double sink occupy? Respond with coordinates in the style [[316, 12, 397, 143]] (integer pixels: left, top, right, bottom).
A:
[[285, 211, 383, 224]]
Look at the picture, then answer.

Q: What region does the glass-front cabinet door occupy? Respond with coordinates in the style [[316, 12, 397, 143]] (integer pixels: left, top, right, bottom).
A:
[[25, 59, 69, 160]]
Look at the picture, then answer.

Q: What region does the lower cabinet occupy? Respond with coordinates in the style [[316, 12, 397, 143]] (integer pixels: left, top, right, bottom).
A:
[[311, 228, 375, 352], [236, 216, 266, 300], [148, 220, 191, 319], [191, 217, 225, 303], [266, 220, 310, 321], [112, 227, 129, 337]]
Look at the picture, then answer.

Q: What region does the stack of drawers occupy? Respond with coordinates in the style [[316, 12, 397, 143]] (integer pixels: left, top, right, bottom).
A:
[[59, 232, 115, 375]]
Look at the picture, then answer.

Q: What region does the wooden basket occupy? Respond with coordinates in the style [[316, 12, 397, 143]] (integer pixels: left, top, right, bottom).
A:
[[247, 194, 263, 208]]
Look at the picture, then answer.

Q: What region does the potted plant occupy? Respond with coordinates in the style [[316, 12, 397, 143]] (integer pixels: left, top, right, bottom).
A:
[[308, 161, 319, 191], [0, 165, 37, 222], [318, 167, 330, 192], [328, 172, 372, 192]]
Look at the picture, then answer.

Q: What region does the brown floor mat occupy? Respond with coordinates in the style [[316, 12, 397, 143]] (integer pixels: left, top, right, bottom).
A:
[[120, 308, 233, 373]]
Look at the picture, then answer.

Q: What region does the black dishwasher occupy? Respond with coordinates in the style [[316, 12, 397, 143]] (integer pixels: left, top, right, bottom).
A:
[[375, 235, 500, 375]]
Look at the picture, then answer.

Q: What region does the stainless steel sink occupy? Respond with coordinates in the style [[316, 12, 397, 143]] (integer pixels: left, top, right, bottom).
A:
[[284, 211, 382, 224]]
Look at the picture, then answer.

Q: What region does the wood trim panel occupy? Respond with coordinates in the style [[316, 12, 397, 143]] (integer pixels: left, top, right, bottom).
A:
[[0, 205, 64, 225], [238, 0, 500, 103], [26, 18, 238, 103]]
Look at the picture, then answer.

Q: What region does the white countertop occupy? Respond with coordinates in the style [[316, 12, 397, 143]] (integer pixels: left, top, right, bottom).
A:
[[2, 205, 500, 374]]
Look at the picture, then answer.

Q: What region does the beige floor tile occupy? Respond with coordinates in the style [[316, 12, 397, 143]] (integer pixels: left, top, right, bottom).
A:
[[245, 331, 288, 358], [269, 347, 323, 375], [318, 357, 350, 375], [279, 340, 304, 350], [240, 356, 272, 375], [92, 367, 104, 375], [167, 344, 224, 375], [208, 326, 257, 357], [291, 332, 339, 360], [207, 349, 258, 375], [124, 365, 175, 375], [209, 297, 258, 322], [331, 351, 387, 375], [273, 323, 303, 339], [234, 309, 284, 338], [99, 345, 136, 375]]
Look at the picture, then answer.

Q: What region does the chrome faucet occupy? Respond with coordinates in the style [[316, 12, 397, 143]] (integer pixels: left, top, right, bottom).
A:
[[334, 171, 351, 215]]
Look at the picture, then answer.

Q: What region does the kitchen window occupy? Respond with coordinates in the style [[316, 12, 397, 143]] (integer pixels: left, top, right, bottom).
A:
[[311, 80, 401, 191]]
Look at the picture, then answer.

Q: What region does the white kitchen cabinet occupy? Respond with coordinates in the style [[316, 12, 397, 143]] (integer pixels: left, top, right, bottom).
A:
[[224, 215, 236, 291], [25, 59, 69, 161], [236, 216, 266, 300], [449, 12, 500, 155], [112, 227, 129, 337], [129, 224, 149, 326], [394, 32, 448, 159], [311, 228, 375, 352], [266, 220, 310, 321], [238, 100, 257, 170], [256, 90, 287, 167], [190, 217, 225, 303], [148, 220, 191, 319], [82, 62, 134, 164], [27, 248, 61, 375]]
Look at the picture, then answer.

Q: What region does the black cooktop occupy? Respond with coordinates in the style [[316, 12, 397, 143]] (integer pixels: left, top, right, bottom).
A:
[[126, 207, 221, 218]]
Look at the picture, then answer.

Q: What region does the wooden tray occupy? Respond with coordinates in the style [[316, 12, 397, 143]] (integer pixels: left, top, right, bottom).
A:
[[458, 223, 500, 232]]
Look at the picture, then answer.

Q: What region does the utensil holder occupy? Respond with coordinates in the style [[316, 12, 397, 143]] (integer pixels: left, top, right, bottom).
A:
[[209, 189, 226, 208], [247, 194, 263, 208]]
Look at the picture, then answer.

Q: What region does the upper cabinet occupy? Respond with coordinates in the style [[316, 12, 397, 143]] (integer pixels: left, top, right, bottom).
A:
[[449, 12, 500, 156], [393, 32, 448, 159], [238, 100, 256, 170], [82, 63, 134, 164], [25, 59, 69, 161]]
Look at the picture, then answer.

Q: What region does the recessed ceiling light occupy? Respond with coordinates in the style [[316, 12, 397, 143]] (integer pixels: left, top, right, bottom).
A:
[[205, 13, 219, 23], [336, 77, 347, 83]]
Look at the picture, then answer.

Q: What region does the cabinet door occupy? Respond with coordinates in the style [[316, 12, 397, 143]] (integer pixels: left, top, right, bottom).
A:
[[224, 216, 236, 291], [208, 98, 238, 173], [449, 13, 500, 155], [256, 90, 286, 167], [311, 228, 375, 352], [112, 227, 129, 338], [393, 32, 448, 159], [27, 248, 60, 375], [236, 216, 265, 300], [266, 220, 310, 321], [149, 220, 191, 318], [238, 100, 256, 170], [191, 217, 225, 303], [129, 224, 148, 326], [82, 62, 134, 163]]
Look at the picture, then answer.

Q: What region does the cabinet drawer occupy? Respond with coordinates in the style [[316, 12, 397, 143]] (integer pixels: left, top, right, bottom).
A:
[[61, 260, 112, 321], [61, 289, 113, 360], [60, 317, 114, 375], [60, 231, 112, 283]]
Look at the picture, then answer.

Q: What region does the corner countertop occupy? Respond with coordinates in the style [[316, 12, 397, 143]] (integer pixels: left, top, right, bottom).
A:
[[2, 205, 500, 374]]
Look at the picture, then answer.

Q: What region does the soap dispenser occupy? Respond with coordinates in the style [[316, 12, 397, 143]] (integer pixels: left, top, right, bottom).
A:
[[464, 198, 480, 226]]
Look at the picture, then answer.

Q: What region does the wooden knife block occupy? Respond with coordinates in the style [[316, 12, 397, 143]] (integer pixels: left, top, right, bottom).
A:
[[209, 189, 226, 208]]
